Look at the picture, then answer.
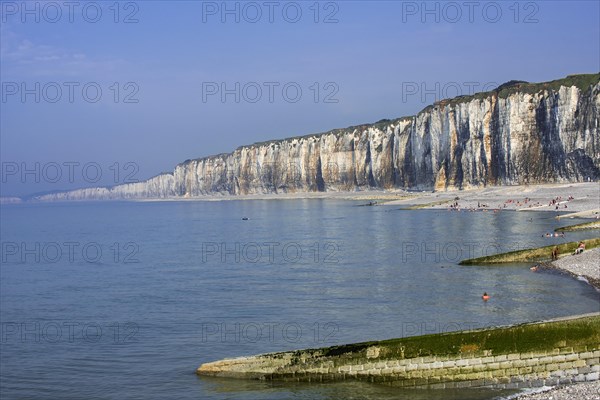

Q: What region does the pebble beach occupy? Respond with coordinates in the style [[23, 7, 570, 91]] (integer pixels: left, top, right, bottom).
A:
[[512, 246, 600, 400], [383, 182, 600, 216], [548, 247, 600, 289], [510, 380, 600, 400]]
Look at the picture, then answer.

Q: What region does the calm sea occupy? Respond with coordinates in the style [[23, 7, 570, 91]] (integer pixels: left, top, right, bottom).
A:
[[1, 200, 598, 399]]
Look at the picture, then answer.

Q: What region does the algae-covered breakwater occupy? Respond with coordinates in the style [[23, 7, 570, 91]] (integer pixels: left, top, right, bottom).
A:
[[459, 238, 600, 265], [197, 314, 600, 389], [555, 220, 600, 232]]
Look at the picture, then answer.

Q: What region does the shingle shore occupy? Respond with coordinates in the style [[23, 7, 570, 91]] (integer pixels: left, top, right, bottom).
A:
[[512, 249, 600, 399], [511, 380, 599, 400], [547, 247, 600, 289]]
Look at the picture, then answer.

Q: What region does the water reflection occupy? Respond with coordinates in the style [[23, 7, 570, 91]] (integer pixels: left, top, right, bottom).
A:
[[198, 376, 519, 400]]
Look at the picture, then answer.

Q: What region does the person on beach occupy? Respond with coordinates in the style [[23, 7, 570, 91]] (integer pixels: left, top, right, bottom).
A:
[[551, 246, 559, 261], [573, 242, 585, 255]]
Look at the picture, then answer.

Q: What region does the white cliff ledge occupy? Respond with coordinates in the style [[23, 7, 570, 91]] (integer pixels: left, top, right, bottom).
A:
[[35, 74, 600, 201]]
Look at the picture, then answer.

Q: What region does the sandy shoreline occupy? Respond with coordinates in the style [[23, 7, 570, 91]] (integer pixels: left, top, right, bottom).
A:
[[5, 183, 599, 216]]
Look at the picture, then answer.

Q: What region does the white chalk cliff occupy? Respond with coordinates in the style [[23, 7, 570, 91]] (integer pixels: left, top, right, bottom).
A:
[[36, 74, 600, 201]]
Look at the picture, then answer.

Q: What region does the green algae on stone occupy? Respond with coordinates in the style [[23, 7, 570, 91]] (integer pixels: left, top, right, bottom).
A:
[[459, 238, 600, 265], [556, 220, 600, 232]]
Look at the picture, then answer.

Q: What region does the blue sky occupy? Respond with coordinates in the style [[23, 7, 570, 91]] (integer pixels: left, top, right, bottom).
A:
[[1, 0, 599, 196]]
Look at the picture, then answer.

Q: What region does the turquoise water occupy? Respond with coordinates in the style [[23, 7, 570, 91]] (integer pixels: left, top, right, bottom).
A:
[[1, 201, 598, 399]]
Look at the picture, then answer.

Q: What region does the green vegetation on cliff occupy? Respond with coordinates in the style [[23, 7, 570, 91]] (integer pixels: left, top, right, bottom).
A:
[[497, 73, 600, 98], [246, 116, 414, 149], [440, 73, 599, 108]]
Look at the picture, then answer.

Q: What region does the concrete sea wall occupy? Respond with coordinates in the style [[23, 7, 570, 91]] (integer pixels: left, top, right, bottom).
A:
[[197, 313, 600, 389]]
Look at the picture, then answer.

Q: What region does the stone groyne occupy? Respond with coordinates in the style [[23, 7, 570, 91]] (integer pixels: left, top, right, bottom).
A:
[[197, 314, 600, 389], [458, 238, 600, 265]]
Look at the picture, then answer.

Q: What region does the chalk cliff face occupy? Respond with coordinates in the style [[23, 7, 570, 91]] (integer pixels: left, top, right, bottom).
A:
[[36, 74, 600, 201]]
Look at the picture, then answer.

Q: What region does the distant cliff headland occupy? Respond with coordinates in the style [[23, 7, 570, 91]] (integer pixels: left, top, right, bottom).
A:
[[33, 73, 600, 201]]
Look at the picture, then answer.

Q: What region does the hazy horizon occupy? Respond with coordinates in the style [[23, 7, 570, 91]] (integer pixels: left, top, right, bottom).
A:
[[2, 1, 599, 196]]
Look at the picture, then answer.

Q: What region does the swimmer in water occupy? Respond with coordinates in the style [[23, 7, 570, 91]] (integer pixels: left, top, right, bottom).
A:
[[482, 292, 490, 301]]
